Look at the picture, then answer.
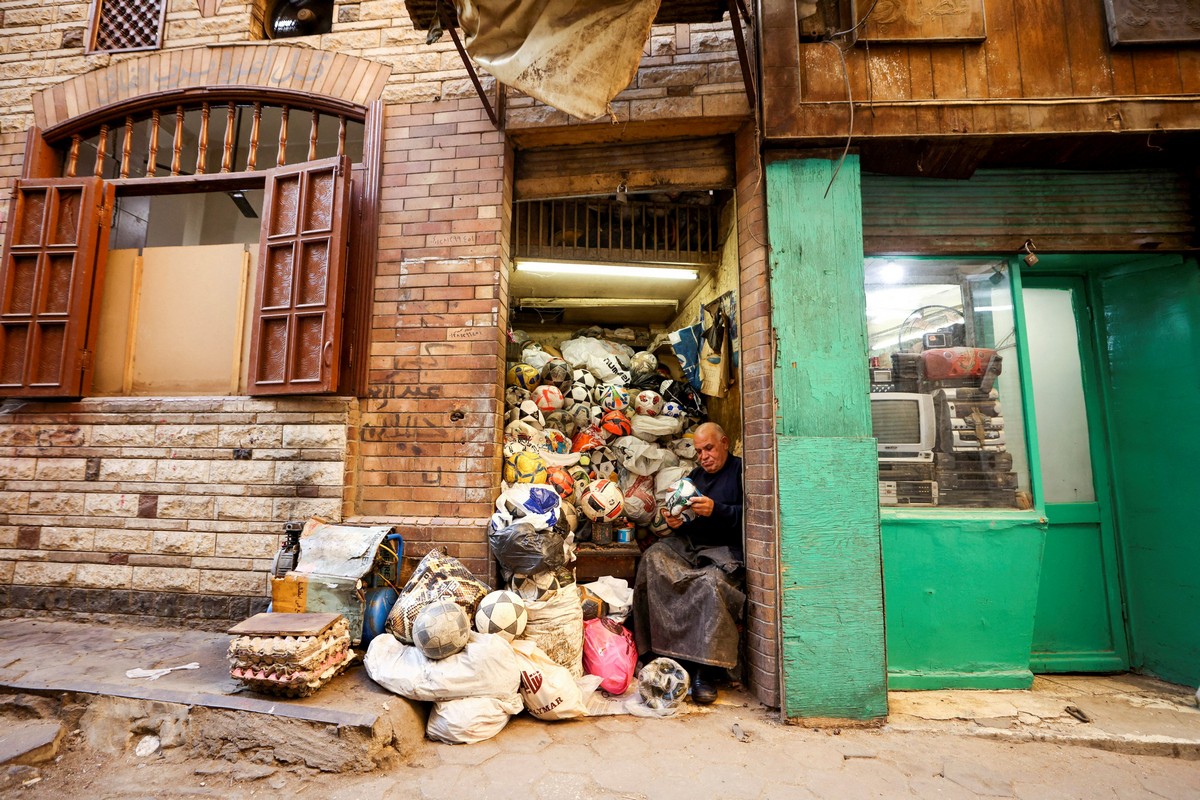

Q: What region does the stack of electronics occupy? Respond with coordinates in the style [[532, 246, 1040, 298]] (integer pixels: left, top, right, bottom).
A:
[[870, 331, 1019, 508]]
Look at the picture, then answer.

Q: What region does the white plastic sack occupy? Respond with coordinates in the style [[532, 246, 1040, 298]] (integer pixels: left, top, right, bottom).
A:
[[610, 435, 679, 476], [521, 346, 553, 371], [539, 450, 582, 469], [523, 581, 585, 678], [582, 576, 634, 622], [561, 337, 633, 369], [512, 639, 589, 720], [426, 693, 523, 744], [632, 414, 682, 442], [364, 631, 520, 702]]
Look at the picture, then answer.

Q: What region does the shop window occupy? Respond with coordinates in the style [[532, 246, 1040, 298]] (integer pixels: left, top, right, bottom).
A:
[[864, 259, 1032, 510], [88, 0, 167, 53]]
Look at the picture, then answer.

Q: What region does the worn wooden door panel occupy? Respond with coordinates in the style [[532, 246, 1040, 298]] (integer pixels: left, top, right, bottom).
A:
[[0, 177, 111, 397], [248, 155, 350, 395]]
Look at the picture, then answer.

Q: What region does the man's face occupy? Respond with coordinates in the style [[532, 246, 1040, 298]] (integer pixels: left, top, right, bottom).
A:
[[694, 428, 729, 474]]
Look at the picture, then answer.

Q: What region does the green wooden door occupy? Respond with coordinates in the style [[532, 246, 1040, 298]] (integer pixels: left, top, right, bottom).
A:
[[1025, 276, 1129, 672]]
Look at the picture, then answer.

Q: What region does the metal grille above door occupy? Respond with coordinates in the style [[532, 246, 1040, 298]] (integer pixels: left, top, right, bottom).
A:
[[861, 169, 1196, 255]]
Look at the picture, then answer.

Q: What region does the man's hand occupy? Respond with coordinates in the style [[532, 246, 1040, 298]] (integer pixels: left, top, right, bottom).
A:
[[688, 495, 714, 517], [663, 512, 685, 529]]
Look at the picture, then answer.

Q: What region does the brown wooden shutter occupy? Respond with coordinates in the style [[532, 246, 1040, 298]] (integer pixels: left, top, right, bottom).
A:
[[248, 155, 351, 395], [0, 177, 112, 397]]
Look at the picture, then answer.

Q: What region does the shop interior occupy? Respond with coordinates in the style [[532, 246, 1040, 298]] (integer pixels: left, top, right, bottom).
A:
[[507, 188, 743, 451]]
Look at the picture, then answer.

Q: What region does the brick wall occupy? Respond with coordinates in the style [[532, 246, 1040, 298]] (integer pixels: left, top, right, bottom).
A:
[[0, 397, 354, 626], [352, 97, 510, 577], [734, 122, 780, 707]]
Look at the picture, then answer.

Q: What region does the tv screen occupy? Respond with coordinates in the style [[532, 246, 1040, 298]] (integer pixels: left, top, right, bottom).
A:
[[872, 398, 921, 444]]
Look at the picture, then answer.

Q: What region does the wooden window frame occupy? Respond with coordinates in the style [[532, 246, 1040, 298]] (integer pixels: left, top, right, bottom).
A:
[[86, 0, 168, 55], [3, 96, 383, 399]]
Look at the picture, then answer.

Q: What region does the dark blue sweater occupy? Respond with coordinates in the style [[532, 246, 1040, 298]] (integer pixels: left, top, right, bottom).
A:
[[679, 455, 743, 560]]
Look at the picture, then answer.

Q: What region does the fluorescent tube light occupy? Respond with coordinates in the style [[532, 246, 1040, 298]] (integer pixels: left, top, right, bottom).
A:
[[518, 298, 678, 309], [515, 260, 698, 281]]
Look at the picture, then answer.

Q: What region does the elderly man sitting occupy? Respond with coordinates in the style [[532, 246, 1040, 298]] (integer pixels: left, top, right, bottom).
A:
[[632, 421, 744, 704]]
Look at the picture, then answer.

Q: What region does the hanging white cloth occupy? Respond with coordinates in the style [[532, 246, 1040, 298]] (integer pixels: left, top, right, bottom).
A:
[[454, 0, 661, 120]]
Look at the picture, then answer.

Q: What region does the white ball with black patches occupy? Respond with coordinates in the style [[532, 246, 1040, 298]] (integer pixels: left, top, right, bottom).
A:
[[474, 590, 528, 641], [514, 399, 545, 429]]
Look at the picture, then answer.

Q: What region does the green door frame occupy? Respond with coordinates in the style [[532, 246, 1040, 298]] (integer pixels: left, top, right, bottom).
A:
[[1024, 271, 1130, 672]]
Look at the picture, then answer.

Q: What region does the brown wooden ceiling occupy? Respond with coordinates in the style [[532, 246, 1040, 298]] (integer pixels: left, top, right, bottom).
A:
[[403, 0, 728, 30]]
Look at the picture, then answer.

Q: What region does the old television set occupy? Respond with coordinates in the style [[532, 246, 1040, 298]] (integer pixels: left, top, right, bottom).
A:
[[871, 392, 936, 462]]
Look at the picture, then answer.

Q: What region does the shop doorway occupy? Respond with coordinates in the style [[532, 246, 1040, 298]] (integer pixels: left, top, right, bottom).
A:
[[1025, 275, 1129, 673]]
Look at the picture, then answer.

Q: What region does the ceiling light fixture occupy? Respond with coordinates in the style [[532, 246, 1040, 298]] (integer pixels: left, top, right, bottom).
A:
[[518, 297, 679, 309], [515, 260, 698, 281]]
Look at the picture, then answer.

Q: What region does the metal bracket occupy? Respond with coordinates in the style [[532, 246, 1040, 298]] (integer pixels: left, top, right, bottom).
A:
[[439, 7, 501, 130], [727, 0, 757, 114]]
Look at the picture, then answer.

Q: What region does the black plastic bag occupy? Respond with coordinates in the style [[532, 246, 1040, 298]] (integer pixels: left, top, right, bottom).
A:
[[488, 522, 566, 575]]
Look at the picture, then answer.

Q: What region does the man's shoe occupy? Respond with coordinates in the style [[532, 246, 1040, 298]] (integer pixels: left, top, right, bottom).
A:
[[691, 672, 717, 705]]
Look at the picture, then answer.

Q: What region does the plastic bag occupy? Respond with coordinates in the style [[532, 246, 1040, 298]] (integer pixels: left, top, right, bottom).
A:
[[631, 414, 682, 442], [494, 484, 561, 532], [511, 639, 589, 720], [384, 549, 490, 643], [668, 324, 704, 392], [521, 345, 553, 371], [582, 618, 638, 695], [489, 522, 566, 575], [426, 693, 523, 744], [364, 631, 520, 701], [561, 336, 633, 369], [610, 435, 678, 476], [581, 576, 634, 622], [523, 581, 585, 677]]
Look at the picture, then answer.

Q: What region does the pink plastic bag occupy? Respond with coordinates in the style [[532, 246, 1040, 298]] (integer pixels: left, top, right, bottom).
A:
[[583, 617, 638, 695]]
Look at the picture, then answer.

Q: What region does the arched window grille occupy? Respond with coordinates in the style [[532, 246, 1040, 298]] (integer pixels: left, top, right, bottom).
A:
[[54, 100, 366, 180]]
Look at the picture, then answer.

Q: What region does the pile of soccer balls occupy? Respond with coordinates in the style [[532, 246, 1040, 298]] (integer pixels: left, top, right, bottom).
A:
[[501, 334, 709, 551]]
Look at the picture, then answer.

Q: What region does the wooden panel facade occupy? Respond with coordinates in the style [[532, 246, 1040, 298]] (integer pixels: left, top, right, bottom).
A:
[[761, 0, 1200, 141]]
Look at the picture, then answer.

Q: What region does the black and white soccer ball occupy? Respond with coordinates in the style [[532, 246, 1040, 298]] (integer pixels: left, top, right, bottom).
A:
[[510, 398, 545, 429], [573, 369, 597, 393], [474, 590, 528, 642], [510, 570, 560, 603], [413, 600, 471, 660]]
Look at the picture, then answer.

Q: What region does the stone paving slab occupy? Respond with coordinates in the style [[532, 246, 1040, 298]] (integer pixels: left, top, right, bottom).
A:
[[0, 721, 64, 766], [0, 618, 402, 729]]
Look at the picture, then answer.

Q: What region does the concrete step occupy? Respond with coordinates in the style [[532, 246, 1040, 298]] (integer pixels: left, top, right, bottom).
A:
[[0, 720, 64, 766], [0, 618, 426, 772]]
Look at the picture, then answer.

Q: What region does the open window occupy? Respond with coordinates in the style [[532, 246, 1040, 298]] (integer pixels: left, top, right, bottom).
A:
[[1, 94, 377, 399]]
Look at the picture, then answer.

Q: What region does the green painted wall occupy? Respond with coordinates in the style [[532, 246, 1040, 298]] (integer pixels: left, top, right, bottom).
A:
[[1098, 257, 1200, 687], [881, 513, 1046, 689], [767, 156, 887, 720]]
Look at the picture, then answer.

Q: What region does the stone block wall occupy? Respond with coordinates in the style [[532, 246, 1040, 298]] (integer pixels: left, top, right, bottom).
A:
[[0, 397, 355, 626]]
